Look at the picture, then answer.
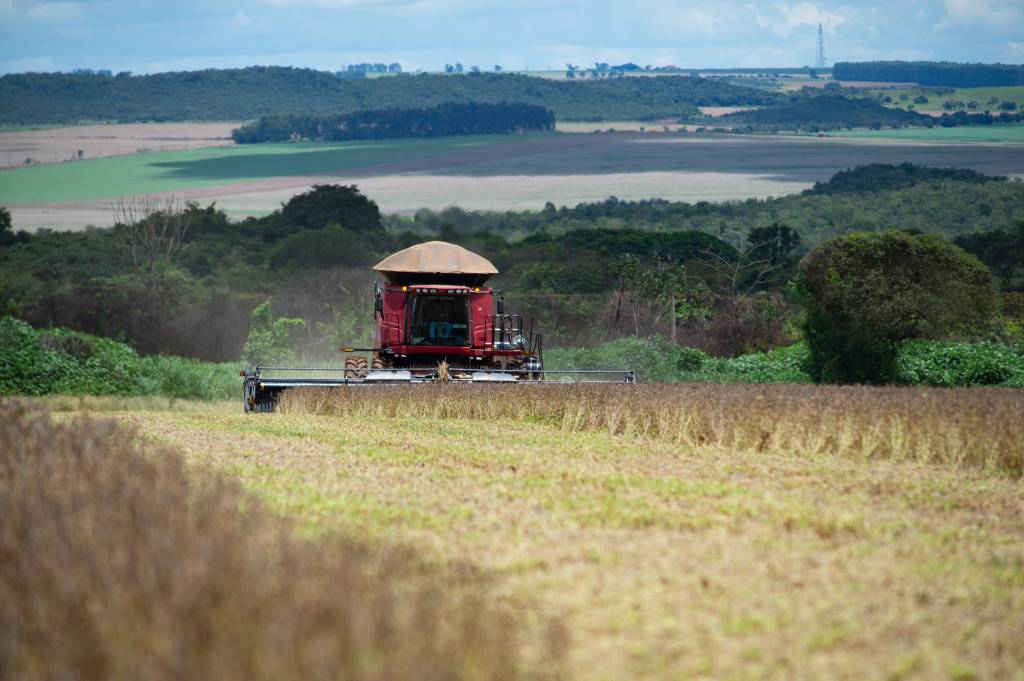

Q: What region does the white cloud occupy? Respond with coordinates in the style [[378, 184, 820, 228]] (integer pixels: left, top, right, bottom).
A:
[[936, 0, 1022, 29], [665, 6, 720, 35], [0, 0, 80, 23], [772, 2, 850, 37]]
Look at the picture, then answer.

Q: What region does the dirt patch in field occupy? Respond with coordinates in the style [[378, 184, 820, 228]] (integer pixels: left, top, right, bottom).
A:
[[792, 80, 918, 90], [6, 171, 813, 229], [0, 122, 239, 169], [697, 106, 761, 116]]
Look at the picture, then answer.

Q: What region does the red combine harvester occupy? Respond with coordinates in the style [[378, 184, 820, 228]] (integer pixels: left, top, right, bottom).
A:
[[242, 241, 634, 412]]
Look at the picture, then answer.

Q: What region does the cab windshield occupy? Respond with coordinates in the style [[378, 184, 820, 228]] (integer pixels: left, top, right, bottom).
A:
[[408, 294, 469, 346]]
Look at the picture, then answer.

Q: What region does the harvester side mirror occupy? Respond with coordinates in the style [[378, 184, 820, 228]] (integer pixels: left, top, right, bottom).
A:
[[374, 283, 384, 313], [496, 296, 505, 315]]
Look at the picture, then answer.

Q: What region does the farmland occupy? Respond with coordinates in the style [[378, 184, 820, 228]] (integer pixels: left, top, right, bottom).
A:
[[15, 383, 1023, 681], [4, 128, 1024, 231], [0, 122, 239, 169], [833, 124, 1024, 145], [867, 85, 1024, 112]]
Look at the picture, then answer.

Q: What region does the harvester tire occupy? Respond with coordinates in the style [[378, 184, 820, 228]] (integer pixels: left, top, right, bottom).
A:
[[345, 355, 368, 379], [372, 355, 385, 370]]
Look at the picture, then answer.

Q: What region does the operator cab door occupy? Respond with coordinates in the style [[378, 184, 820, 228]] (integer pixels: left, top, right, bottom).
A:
[[470, 289, 493, 349]]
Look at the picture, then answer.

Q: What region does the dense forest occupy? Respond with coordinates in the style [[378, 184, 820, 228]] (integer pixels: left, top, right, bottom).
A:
[[0, 68, 777, 125], [231, 102, 554, 143], [832, 61, 1024, 87], [2, 165, 1021, 363], [717, 93, 928, 131]]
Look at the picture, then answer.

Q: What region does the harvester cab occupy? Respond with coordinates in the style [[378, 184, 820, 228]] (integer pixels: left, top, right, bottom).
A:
[[242, 241, 634, 412]]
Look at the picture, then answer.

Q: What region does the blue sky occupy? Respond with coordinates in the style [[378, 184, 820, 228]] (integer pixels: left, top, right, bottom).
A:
[[1, 0, 1022, 75]]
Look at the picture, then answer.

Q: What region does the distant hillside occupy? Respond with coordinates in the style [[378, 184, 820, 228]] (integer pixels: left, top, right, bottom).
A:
[[833, 61, 1024, 88], [231, 102, 555, 143], [719, 94, 928, 131], [0, 67, 778, 125], [804, 163, 1004, 195]]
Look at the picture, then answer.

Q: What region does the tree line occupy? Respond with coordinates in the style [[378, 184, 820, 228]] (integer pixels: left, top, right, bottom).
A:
[[0, 67, 777, 125], [832, 61, 1024, 88], [231, 102, 555, 144], [386, 166, 1022, 248], [2, 165, 1021, 365], [717, 93, 928, 131]]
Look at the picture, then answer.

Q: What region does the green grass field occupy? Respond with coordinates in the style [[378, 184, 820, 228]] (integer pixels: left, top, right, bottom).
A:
[[0, 135, 526, 204], [834, 124, 1024, 144], [870, 85, 1024, 111]]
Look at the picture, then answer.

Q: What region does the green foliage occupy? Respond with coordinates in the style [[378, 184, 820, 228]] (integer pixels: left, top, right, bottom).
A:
[[955, 224, 1024, 291], [894, 340, 1024, 387], [269, 226, 375, 270], [136, 355, 241, 400], [389, 168, 1024, 248], [806, 163, 1003, 195], [719, 93, 928, 131], [232, 102, 555, 143], [0, 316, 239, 399], [797, 231, 999, 384], [545, 337, 813, 384], [710, 343, 812, 383], [0, 69, 776, 125], [546, 336, 684, 381], [833, 61, 1024, 88], [279, 184, 382, 233], [547, 337, 1024, 387], [241, 299, 306, 365]]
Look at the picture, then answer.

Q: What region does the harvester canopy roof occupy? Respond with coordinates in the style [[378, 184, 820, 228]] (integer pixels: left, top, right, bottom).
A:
[[373, 241, 499, 286]]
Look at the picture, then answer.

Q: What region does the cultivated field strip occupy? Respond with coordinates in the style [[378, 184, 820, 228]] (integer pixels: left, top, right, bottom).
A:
[[279, 384, 1024, 476], [98, 383, 1024, 681]]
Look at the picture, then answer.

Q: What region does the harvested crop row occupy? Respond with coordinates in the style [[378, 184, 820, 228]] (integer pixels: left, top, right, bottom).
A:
[[279, 383, 1024, 476], [0, 399, 563, 681]]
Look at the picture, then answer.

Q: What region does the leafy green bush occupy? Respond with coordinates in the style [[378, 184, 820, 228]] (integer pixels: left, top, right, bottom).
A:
[[547, 336, 1022, 387], [0, 317, 142, 395], [546, 337, 812, 384], [711, 344, 812, 384], [545, 336, 680, 381], [137, 356, 241, 401], [0, 316, 240, 400], [895, 340, 1024, 387], [797, 231, 998, 384]]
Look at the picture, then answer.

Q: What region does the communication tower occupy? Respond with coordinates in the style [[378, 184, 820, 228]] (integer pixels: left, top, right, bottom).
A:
[[815, 23, 827, 69]]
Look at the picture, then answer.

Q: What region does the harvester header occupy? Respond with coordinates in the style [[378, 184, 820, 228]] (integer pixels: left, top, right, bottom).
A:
[[242, 241, 634, 412]]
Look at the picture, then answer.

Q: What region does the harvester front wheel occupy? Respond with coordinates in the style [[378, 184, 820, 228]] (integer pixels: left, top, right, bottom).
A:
[[345, 355, 368, 379]]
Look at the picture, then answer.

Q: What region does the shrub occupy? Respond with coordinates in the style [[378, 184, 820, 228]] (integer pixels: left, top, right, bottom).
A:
[[712, 343, 812, 383], [268, 225, 375, 270], [0, 317, 141, 395], [137, 355, 241, 401], [895, 340, 1024, 387], [0, 316, 241, 400], [797, 231, 998, 384]]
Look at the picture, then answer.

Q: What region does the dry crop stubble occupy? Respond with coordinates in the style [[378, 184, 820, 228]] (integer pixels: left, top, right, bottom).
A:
[[108, 392, 1024, 681], [0, 399, 565, 681], [279, 383, 1024, 477]]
